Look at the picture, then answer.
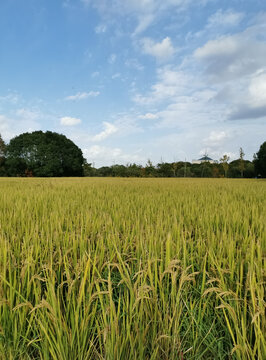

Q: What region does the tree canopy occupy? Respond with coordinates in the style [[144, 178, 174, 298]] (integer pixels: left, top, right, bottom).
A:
[[0, 134, 6, 176], [0, 134, 6, 157], [254, 141, 266, 177], [6, 131, 84, 177]]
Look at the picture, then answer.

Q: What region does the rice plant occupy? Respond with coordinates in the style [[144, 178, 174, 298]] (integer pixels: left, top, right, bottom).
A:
[[0, 178, 265, 359]]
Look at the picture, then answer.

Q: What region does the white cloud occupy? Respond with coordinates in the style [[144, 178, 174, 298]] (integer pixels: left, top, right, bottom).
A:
[[84, 145, 121, 159], [0, 112, 41, 141], [207, 9, 244, 28], [95, 24, 107, 34], [83, 145, 144, 166], [133, 14, 155, 36], [91, 71, 100, 78], [194, 27, 266, 83], [60, 116, 82, 126], [108, 54, 117, 64], [138, 113, 158, 120], [0, 115, 13, 139], [81, 0, 90, 6], [248, 71, 266, 108], [82, 0, 211, 35], [84, 0, 195, 15], [112, 73, 121, 79], [132, 63, 224, 131], [203, 131, 230, 147], [134, 15, 266, 129], [125, 58, 144, 71], [228, 70, 266, 120], [16, 108, 40, 121], [191, 18, 266, 121], [65, 91, 100, 101], [0, 93, 20, 104], [110, 113, 143, 137], [134, 67, 191, 105], [140, 37, 175, 61], [155, 92, 222, 129], [189, 9, 245, 41], [92, 121, 118, 141], [195, 36, 241, 59]]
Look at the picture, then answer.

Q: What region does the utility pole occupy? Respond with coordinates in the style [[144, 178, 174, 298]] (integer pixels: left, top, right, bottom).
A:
[[184, 158, 187, 177]]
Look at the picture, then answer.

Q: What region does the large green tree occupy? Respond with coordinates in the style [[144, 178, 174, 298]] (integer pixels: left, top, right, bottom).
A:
[[6, 131, 84, 177], [254, 141, 266, 177]]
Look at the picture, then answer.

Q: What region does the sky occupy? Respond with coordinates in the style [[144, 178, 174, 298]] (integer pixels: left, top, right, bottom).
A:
[[0, 0, 266, 167]]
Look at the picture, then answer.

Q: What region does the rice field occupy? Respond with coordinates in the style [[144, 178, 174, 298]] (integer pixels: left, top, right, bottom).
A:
[[0, 178, 265, 359]]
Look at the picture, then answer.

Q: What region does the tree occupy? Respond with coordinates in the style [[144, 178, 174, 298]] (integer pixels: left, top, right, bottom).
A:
[[228, 159, 255, 178], [111, 164, 127, 177], [0, 134, 7, 176], [0, 133, 6, 164], [6, 131, 84, 177], [145, 159, 157, 177], [177, 165, 192, 177], [97, 166, 112, 177], [83, 160, 97, 176], [200, 161, 212, 178], [0, 133, 6, 158], [254, 141, 266, 177], [239, 147, 245, 178], [244, 161, 255, 178], [157, 162, 175, 177], [220, 154, 230, 177], [212, 165, 221, 178], [126, 163, 143, 177]]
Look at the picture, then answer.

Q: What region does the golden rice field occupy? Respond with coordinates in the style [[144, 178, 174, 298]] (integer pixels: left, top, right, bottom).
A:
[[0, 178, 265, 360]]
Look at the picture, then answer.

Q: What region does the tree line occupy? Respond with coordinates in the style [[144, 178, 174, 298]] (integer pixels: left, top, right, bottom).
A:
[[0, 131, 265, 178]]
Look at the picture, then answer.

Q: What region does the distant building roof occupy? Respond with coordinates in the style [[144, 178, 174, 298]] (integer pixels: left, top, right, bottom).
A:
[[198, 155, 213, 161]]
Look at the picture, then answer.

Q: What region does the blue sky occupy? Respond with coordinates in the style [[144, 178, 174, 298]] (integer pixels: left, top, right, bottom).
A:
[[0, 0, 266, 166]]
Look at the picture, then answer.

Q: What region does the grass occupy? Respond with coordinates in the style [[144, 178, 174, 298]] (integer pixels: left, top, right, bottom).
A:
[[0, 178, 265, 359]]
